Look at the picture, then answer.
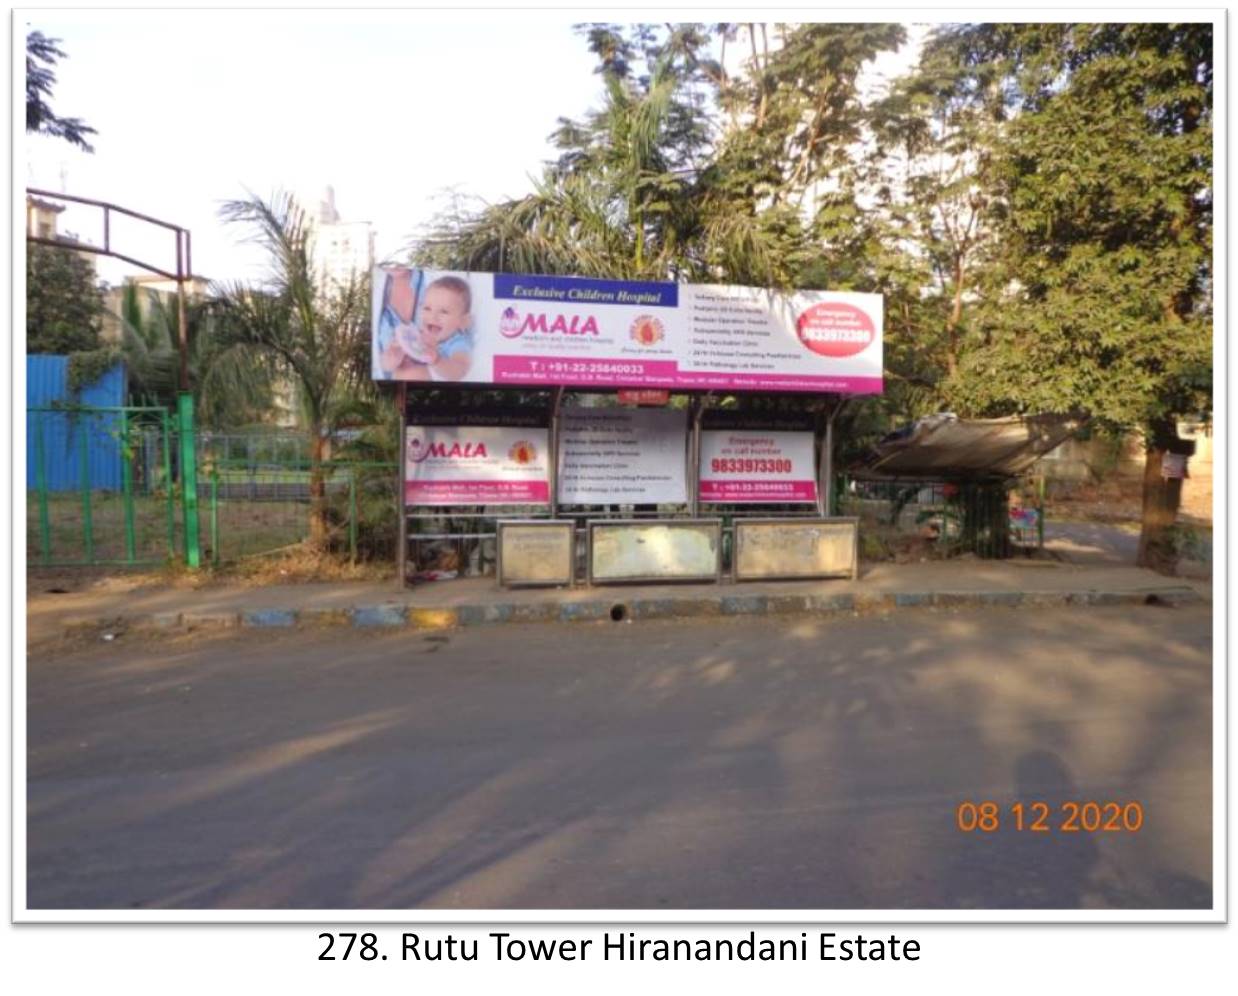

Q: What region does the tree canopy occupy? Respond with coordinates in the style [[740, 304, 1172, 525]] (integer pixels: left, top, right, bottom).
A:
[[26, 30, 96, 151], [26, 242, 103, 354], [413, 21, 1212, 567]]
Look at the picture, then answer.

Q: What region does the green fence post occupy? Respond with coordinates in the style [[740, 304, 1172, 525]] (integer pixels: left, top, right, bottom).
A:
[[210, 467, 220, 566], [121, 410, 136, 563], [79, 422, 94, 563], [178, 392, 201, 568], [349, 465, 358, 564], [162, 411, 176, 561], [34, 417, 52, 566]]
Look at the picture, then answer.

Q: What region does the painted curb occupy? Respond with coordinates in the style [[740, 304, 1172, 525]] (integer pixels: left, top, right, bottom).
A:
[[409, 608, 459, 630], [351, 605, 408, 627], [73, 585, 1205, 639], [558, 601, 613, 623], [298, 608, 351, 628], [242, 608, 297, 628], [182, 611, 239, 629]]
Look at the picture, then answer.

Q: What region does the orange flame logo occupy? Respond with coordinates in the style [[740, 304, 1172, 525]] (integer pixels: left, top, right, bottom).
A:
[[508, 440, 537, 465], [629, 316, 665, 346]]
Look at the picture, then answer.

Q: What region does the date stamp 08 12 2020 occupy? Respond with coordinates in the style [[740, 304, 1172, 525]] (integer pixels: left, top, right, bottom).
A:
[[956, 801, 1144, 833]]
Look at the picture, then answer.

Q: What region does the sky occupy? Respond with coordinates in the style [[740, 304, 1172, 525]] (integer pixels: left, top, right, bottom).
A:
[[22, 12, 924, 287]]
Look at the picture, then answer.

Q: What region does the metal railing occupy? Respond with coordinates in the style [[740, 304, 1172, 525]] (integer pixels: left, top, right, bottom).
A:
[[838, 477, 1044, 560], [27, 409, 398, 569], [203, 458, 397, 564], [27, 406, 178, 566]]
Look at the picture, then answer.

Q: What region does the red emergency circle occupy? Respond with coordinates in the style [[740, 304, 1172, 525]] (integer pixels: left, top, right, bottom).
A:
[[795, 302, 875, 357]]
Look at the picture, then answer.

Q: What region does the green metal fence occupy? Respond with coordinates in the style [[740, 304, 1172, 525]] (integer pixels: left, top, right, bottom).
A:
[[200, 458, 397, 564], [28, 405, 179, 567], [28, 404, 397, 570]]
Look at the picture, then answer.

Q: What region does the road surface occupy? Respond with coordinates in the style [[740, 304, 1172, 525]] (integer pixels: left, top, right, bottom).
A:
[[26, 603, 1213, 910]]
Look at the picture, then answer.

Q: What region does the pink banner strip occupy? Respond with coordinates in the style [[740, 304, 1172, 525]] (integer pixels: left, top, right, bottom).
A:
[[491, 356, 882, 395], [699, 480, 818, 503], [405, 480, 549, 505]]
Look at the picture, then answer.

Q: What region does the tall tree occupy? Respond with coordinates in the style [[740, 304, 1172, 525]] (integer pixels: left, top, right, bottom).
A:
[[26, 31, 96, 151], [215, 191, 372, 546], [26, 242, 103, 353], [116, 284, 275, 427], [870, 30, 1002, 390], [421, 23, 903, 293], [929, 23, 1212, 570]]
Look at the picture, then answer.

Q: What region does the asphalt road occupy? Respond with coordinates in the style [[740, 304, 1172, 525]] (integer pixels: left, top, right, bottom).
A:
[[26, 603, 1213, 910]]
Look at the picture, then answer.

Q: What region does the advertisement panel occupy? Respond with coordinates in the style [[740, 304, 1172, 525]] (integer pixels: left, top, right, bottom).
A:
[[733, 519, 859, 580], [557, 408, 688, 505], [589, 520, 722, 584], [373, 268, 882, 394], [404, 426, 549, 506], [497, 520, 575, 587], [699, 430, 818, 504]]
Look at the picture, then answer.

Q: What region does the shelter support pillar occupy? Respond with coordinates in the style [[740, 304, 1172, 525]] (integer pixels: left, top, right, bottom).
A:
[[818, 398, 846, 516], [549, 387, 564, 518], [688, 394, 708, 518], [397, 383, 407, 587]]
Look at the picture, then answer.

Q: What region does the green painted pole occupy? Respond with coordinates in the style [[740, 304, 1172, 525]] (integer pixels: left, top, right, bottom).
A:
[[162, 411, 176, 560], [79, 424, 94, 563], [34, 418, 51, 565], [121, 410, 136, 563], [349, 466, 358, 564], [178, 392, 201, 568]]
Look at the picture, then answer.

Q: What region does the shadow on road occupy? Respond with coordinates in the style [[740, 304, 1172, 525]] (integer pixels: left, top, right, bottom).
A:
[[26, 604, 1213, 911]]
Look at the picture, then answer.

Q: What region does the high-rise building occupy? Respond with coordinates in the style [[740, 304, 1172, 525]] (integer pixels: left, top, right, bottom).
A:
[[309, 186, 375, 293]]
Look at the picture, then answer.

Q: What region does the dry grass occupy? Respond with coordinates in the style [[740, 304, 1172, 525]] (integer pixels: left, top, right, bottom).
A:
[[28, 541, 394, 595], [210, 545, 394, 586]]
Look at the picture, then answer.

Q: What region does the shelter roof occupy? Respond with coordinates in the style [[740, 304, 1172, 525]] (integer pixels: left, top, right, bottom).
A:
[[852, 413, 1082, 481]]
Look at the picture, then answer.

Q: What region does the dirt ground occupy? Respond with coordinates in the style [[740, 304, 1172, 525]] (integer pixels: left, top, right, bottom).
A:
[[26, 545, 395, 597]]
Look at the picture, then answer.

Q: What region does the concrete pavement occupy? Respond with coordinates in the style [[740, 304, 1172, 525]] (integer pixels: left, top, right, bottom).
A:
[[26, 559, 1207, 645]]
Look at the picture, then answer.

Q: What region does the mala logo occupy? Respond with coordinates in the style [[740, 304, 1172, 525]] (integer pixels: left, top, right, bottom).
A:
[[629, 315, 664, 346], [499, 307, 522, 337], [499, 306, 600, 338], [407, 437, 489, 464], [508, 440, 538, 465]]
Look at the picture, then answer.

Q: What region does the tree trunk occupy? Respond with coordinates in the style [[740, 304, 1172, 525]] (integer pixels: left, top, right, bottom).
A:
[[309, 423, 329, 550], [1135, 419, 1185, 573], [945, 254, 964, 377]]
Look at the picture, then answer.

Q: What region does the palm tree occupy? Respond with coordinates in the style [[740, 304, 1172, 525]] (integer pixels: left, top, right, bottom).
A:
[[214, 190, 372, 547], [117, 282, 274, 426], [415, 29, 810, 290]]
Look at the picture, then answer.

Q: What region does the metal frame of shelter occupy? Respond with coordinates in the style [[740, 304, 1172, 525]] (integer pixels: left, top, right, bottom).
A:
[[396, 381, 851, 587]]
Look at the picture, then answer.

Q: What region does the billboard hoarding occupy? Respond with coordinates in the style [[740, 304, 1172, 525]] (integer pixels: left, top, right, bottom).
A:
[[374, 269, 882, 395]]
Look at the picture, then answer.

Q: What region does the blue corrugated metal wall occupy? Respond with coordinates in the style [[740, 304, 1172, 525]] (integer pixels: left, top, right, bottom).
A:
[[27, 355, 127, 491]]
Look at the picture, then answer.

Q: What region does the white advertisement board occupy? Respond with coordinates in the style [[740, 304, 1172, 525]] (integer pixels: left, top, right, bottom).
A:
[[699, 430, 818, 503], [373, 269, 882, 395], [404, 426, 549, 506], [557, 408, 688, 505], [589, 520, 722, 584]]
